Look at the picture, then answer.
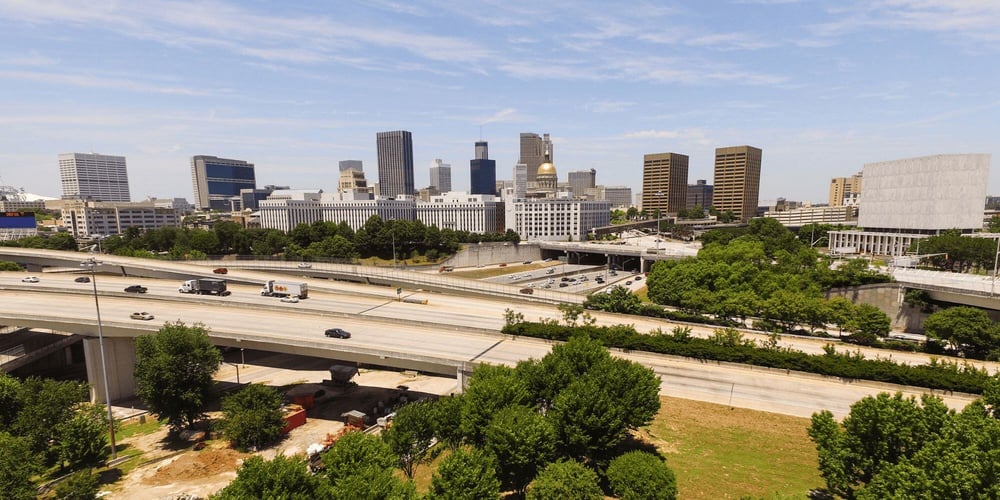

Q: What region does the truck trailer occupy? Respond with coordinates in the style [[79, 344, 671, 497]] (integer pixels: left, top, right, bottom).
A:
[[260, 280, 308, 299], [179, 278, 231, 296]]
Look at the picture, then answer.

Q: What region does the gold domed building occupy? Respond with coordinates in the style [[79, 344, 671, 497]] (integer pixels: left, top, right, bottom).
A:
[[535, 150, 558, 194]]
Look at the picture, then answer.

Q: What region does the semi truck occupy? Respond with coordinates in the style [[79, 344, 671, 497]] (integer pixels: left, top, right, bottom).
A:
[[260, 280, 308, 299], [179, 278, 231, 296]]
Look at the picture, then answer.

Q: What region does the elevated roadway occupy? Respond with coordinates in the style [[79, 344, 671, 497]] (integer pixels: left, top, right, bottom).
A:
[[893, 267, 1000, 310], [0, 269, 989, 419]]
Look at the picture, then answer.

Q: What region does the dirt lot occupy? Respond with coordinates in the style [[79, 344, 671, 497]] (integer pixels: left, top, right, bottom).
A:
[[103, 352, 457, 499]]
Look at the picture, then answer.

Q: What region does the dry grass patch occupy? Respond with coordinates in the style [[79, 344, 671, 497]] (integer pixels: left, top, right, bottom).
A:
[[646, 396, 822, 499]]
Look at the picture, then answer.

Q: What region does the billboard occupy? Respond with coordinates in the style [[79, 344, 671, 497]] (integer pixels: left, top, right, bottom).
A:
[[0, 211, 36, 229]]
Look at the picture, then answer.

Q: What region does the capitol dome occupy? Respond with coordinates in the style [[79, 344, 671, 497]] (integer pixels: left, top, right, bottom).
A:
[[537, 162, 557, 176]]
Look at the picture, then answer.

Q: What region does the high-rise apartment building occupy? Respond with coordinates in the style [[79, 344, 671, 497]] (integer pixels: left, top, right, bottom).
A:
[[829, 172, 862, 207], [568, 169, 596, 196], [712, 145, 762, 223], [519, 132, 552, 184], [339, 160, 363, 172], [641, 152, 689, 215], [376, 130, 414, 198], [687, 179, 714, 210], [429, 159, 452, 193], [190, 155, 257, 211], [470, 141, 497, 195], [58, 153, 131, 202]]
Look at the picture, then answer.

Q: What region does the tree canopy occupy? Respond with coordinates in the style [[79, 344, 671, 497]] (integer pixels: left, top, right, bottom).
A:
[[218, 383, 286, 451], [427, 447, 500, 500], [606, 450, 678, 500], [526, 459, 603, 500], [134, 322, 222, 433]]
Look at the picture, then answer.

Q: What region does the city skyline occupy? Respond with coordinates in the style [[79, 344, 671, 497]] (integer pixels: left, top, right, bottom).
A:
[[1, 1, 998, 202]]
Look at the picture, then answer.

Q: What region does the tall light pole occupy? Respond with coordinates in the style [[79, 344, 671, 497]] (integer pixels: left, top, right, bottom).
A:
[[81, 256, 117, 461]]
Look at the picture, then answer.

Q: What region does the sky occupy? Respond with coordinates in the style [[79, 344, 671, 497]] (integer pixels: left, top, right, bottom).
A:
[[1, 0, 998, 203]]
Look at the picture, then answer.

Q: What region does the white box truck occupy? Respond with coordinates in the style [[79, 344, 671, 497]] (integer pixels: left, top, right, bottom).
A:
[[260, 280, 308, 299]]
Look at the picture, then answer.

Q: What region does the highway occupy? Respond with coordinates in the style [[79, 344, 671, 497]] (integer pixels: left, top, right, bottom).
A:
[[0, 270, 986, 418]]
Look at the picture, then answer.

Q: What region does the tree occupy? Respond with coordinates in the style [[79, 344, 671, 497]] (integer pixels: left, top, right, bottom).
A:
[[430, 394, 465, 449], [547, 357, 661, 460], [319, 431, 397, 485], [383, 399, 437, 478], [808, 392, 953, 497], [0, 260, 22, 271], [134, 322, 222, 433], [218, 383, 286, 451], [922, 306, 999, 357], [526, 459, 602, 500], [847, 303, 891, 339], [56, 403, 111, 470], [460, 364, 533, 445], [484, 405, 557, 495], [428, 447, 500, 500], [12, 377, 89, 463], [214, 455, 332, 500], [606, 451, 678, 500], [52, 469, 99, 500], [329, 465, 417, 500], [583, 286, 641, 314], [0, 372, 21, 428], [0, 432, 42, 500], [856, 405, 1000, 499]]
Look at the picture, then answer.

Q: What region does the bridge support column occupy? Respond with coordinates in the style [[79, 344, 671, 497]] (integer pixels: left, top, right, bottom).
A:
[[456, 365, 472, 394], [83, 337, 137, 404]]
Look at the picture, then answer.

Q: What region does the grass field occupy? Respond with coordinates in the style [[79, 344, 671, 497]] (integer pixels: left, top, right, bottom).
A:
[[409, 396, 821, 498], [450, 262, 551, 280], [648, 396, 822, 499]]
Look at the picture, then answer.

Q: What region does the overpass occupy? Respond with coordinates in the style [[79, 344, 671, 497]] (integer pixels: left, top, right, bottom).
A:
[[536, 240, 698, 272], [892, 268, 1000, 311]]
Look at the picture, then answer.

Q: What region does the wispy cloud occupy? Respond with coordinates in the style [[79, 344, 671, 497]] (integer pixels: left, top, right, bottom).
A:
[[587, 100, 635, 113], [0, 50, 59, 66], [479, 108, 524, 124], [0, 70, 219, 96], [810, 1, 1000, 45]]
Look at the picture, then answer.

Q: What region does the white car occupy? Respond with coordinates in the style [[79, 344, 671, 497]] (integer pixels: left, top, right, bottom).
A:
[[130, 312, 154, 321], [297, 263, 312, 269], [21, 276, 39, 283], [280, 296, 300, 303]]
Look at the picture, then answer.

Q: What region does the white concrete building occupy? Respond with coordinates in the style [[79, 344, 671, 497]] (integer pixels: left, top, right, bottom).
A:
[[59, 153, 131, 202], [429, 159, 452, 193], [505, 197, 611, 242], [829, 154, 991, 255], [764, 205, 857, 226], [56, 200, 180, 238], [258, 191, 415, 232], [416, 192, 503, 234]]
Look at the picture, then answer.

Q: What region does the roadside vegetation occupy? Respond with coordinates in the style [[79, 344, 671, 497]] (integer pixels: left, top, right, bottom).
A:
[[809, 375, 1000, 498], [503, 313, 990, 395]]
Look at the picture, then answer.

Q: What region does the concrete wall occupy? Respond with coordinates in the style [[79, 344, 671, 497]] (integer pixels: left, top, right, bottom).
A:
[[442, 242, 542, 268], [826, 283, 929, 332]]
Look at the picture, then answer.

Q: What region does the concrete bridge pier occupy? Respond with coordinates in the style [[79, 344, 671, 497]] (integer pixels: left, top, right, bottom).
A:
[[83, 337, 137, 403]]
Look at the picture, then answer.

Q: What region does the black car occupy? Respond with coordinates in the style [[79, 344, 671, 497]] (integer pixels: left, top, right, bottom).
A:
[[75, 276, 91, 283], [324, 328, 351, 339], [124, 285, 148, 294]]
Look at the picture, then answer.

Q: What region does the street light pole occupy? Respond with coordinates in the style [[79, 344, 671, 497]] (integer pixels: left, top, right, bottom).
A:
[[81, 256, 117, 461], [991, 237, 1000, 296]]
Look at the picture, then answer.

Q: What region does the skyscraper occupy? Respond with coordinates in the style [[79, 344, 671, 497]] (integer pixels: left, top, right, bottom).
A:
[[519, 132, 552, 184], [641, 152, 689, 215], [190, 155, 257, 211], [687, 179, 714, 210], [339, 160, 363, 172], [568, 169, 596, 196], [513, 163, 528, 199], [429, 159, 452, 193], [470, 141, 497, 195], [712, 145, 762, 223], [58, 153, 131, 201], [376, 130, 414, 198]]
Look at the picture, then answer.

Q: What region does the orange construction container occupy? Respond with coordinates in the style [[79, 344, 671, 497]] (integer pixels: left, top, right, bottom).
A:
[[281, 404, 307, 434]]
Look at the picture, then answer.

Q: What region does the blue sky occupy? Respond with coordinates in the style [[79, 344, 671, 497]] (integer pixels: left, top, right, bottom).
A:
[[1, 0, 998, 203]]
